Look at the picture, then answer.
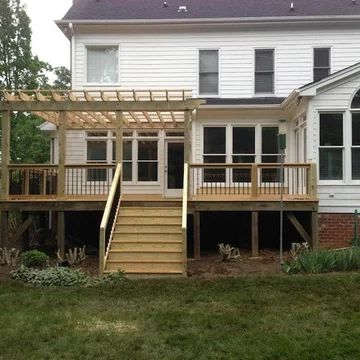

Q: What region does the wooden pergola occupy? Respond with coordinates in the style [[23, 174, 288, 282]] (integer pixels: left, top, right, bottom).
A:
[[0, 89, 205, 199]]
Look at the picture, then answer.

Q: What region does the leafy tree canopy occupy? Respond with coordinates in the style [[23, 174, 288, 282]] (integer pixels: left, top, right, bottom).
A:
[[0, 0, 70, 163]]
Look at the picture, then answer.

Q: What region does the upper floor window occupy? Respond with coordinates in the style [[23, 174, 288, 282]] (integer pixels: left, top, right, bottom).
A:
[[199, 50, 219, 96], [87, 46, 118, 84], [313, 48, 330, 82], [255, 49, 274, 94]]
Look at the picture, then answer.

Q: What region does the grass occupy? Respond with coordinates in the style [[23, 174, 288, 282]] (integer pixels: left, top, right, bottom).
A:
[[0, 273, 360, 360]]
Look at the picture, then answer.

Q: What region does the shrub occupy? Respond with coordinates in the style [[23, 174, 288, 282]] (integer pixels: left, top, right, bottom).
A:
[[101, 270, 127, 285], [10, 266, 93, 287], [20, 250, 49, 268], [283, 247, 360, 274]]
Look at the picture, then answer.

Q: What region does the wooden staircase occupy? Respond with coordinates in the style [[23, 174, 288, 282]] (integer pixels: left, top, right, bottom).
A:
[[104, 206, 186, 277]]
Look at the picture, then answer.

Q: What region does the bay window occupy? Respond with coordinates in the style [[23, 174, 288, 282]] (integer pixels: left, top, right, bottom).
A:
[[319, 113, 343, 180], [352, 113, 360, 180]]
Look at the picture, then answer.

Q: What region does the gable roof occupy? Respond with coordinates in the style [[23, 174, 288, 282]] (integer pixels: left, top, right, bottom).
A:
[[298, 62, 360, 96], [62, 0, 360, 22]]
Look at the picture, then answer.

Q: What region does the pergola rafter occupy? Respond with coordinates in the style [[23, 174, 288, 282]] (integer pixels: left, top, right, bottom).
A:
[[0, 89, 203, 129]]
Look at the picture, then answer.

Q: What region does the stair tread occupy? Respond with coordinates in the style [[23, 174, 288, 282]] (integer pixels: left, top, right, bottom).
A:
[[104, 270, 183, 275], [112, 240, 182, 244]]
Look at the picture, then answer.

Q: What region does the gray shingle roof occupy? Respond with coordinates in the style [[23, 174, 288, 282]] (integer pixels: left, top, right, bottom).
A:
[[63, 0, 360, 21]]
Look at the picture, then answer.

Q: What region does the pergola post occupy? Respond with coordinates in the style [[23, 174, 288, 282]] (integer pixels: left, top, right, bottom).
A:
[[1, 111, 10, 201], [184, 110, 191, 164], [115, 111, 123, 164], [57, 111, 66, 197]]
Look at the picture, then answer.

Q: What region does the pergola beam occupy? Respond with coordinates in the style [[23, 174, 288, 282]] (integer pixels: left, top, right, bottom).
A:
[[0, 100, 204, 112]]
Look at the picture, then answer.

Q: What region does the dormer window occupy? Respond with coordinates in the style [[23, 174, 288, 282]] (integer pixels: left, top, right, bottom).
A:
[[87, 46, 118, 84], [313, 48, 330, 82], [199, 50, 219, 96]]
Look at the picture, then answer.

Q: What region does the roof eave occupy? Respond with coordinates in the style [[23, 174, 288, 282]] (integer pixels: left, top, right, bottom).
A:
[[55, 14, 360, 27]]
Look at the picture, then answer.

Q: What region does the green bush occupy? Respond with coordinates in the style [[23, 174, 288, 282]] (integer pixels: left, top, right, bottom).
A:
[[283, 247, 360, 274], [101, 270, 127, 285], [20, 250, 49, 268], [10, 266, 93, 287]]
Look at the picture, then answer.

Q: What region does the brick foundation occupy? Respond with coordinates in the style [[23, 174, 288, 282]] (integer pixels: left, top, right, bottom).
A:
[[318, 213, 360, 249]]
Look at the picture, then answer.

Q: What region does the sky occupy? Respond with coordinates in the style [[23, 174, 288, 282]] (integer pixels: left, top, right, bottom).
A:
[[23, 0, 73, 68]]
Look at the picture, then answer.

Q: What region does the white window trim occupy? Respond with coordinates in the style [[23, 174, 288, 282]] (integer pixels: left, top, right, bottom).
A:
[[197, 48, 221, 98], [84, 44, 121, 86], [253, 47, 276, 97]]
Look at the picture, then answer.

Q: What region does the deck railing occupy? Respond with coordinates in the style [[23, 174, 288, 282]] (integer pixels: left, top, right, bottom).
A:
[[9, 165, 58, 196], [7, 164, 115, 198], [99, 163, 122, 276], [190, 163, 317, 199]]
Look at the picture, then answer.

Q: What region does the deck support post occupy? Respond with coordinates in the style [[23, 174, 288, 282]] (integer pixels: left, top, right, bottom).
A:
[[0, 211, 9, 248], [1, 111, 10, 201], [115, 111, 123, 165], [58, 111, 66, 198], [194, 211, 201, 259], [57, 211, 65, 257], [251, 211, 259, 257], [311, 211, 319, 250]]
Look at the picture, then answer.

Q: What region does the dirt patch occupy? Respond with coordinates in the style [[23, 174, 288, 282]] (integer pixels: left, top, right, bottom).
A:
[[187, 250, 287, 278]]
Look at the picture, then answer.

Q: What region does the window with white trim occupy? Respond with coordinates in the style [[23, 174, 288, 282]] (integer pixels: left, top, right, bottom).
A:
[[138, 139, 158, 182], [319, 113, 343, 180], [352, 113, 360, 180], [313, 48, 330, 82], [255, 49, 274, 94], [199, 50, 219, 96], [112, 132, 133, 182], [261, 126, 281, 182], [87, 46, 118, 84]]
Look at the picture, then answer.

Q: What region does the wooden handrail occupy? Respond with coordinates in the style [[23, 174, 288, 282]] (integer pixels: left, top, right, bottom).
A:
[[181, 163, 189, 276], [99, 163, 122, 276]]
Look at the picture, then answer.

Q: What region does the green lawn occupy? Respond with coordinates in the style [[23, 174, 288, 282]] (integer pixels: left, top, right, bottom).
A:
[[0, 273, 359, 360]]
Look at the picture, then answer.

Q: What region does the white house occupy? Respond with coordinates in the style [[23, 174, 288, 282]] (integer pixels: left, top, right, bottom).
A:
[[1, 0, 360, 275]]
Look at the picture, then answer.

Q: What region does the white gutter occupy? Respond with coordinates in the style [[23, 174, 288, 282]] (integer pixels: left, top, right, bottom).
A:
[[55, 14, 360, 27]]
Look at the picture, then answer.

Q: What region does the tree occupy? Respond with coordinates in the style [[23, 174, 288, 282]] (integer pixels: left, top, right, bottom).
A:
[[0, 0, 52, 163], [53, 66, 71, 90]]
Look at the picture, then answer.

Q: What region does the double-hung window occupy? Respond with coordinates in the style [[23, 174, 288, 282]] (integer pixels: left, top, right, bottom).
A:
[[199, 50, 219, 96], [255, 49, 274, 94], [203, 127, 226, 182], [313, 48, 330, 82], [87, 46, 118, 84], [232, 127, 255, 182], [112, 132, 133, 182], [352, 113, 360, 180], [319, 113, 344, 180]]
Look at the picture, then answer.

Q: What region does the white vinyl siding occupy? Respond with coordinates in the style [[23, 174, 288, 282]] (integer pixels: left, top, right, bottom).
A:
[[74, 25, 360, 96]]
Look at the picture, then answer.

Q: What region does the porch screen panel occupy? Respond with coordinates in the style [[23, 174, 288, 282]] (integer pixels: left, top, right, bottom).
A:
[[138, 141, 158, 182], [87, 140, 107, 181], [352, 113, 360, 180], [232, 127, 255, 182], [112, 140, 133, 181], [255, 49, 274, 94], [319, 113, 343, 180], [199, 50, 219, 95], [261, 127, 280, 182], [203, 127, 226, 182]]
